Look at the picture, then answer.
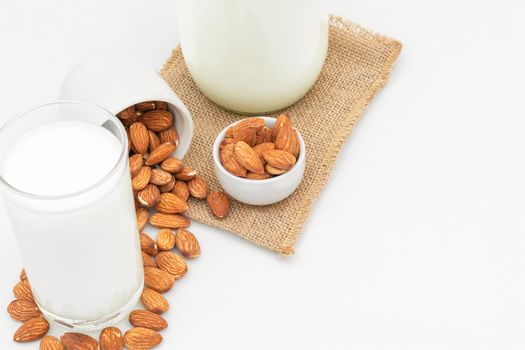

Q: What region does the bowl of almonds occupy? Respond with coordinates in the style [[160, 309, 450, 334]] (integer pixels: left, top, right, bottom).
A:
[[213, 114, 306, 205]]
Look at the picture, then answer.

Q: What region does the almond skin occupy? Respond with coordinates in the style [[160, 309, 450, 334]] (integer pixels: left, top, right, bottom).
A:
[[13, 280, 34, 302], [14, 316, 49, 342], [172, 181, 190, 201], [137, 184, 161, 208], [129, 310, 168, 331], [138, 110, 173, 132], [145, 143, 176, 166], [150, 213, 190, 229], [156, 193, 188, 214], [140, 233, 158, 256], [117, 106, 136, 126], [265, 163, 287, 175], [158, 177, 176, 193], [253, 142, 275, 163], [160, 157, 184, 173], [141, 288, 169, 314], [61, 332, 99, 350], [132, 166, 152, 191], [40, 335, 64, 350], [7, 299, 41, 322], [272, 113, 291, 141], [144, 267, 175, 293], [188, 176, 209, 199], [148, 130, 161, 153], [129, 154, 144, 178], [130, 122, 149, 155], [99, 327, 124, 350], [234, 141, 264, 175], [142, 251, 157, 268], [149, 168, 173, 186], [246, 171, 272, 180], [124, 327, 162, 350], [233, 125, 256, 147], [156, 251, 188, 279], [154, 101, 168, 110], [262, 149, 296, 170], [174, 167, 197, 181], [136, 101, 156, 112], [207, 191, 230, 219], [136, 207, 149, 232], [219, 143, 235, 164], [20, 268, 27, 281], [222, 157, 247, 177], [175, 229, 201, 258], [275, 120, 299, 157], [158, 127, 179, 147], [236, 117, 266, 132], [256, 126, 273, 144], [156, 229, 176, 251]]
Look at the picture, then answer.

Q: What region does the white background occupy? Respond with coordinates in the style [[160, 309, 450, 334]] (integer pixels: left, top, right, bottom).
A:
[[1, 0, 525, 349]]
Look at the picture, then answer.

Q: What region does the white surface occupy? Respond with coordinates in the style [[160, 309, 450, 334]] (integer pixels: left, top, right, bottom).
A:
[[213, 117, 306, 206], [1, 0, 525, 349]]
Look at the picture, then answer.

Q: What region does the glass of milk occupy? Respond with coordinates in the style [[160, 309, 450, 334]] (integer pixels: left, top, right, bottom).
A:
[[0, 101, 143, 331], [175, 0, 329, 114]]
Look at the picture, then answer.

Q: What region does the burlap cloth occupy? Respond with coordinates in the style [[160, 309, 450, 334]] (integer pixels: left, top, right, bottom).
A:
[[161, 16, 401, 255]]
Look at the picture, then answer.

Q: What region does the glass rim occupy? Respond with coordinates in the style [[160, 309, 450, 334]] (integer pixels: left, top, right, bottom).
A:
[[0, 100, 128, 200]]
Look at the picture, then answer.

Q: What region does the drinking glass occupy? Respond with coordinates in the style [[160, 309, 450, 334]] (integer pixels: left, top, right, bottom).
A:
[[0, 101, 144, 331]]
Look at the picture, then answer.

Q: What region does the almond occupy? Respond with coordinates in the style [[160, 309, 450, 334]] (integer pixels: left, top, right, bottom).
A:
[[136, 101, 156, 112], [129, 154, 144, 178], [207, 191, 230, 219], [127, 129, 132, 153], [144, 267, 175, 293], [236, 117, 266, 132], [99, 327, 124, 350], [188, 176, 209, 199], [158, 177, 175, 193], [253, 142, 275, 163], [246, 172, 272, 180], [272, 113, 291, 141], [174, 167, 197, 181], [233, 125, 256, 147], [141, 288, 169, 314], [13, 280, 33, 302], [117, 106, 136, 126], [265, 163, 287, 175], [275, 119, 299, 157], [130, 122, 149, 155], [142, 251, 157, 268], [136, 207, 149, 232], [145, 143, 176, 166], [262, 149, 296, 170], [172, 181, 190, 201], [7, 299, 41, 322], [61, 332, 99, 350], [14, 316, 49, 342], [129, 310, 168, 331], [156, 251, 187, 279], [138, 110, 173, 132], [158, 127, 179, 147], [132, 166, 152, 191], [219, 143, 235, 164], [225, 126, 234, 138], [220, 137, 236, 149], [160, 157, 184, 173], [175, 229, 201, 258], [154, 101, 168, 110], [40, 335, 64, 350], [148, 130, 161, 153], [124, 327, 162, 350], [234, 141, 264, 175], [222, 157, 247, 177], [149, 168, 173, 186], [156, 229, 176, 251], [150, 213, 190, 229], [140, 233, 158, 256], [137, 184, 161, 208], [20, 268, 27, 281], [256, 127, 273, 144], [156, 193, 188, 214]]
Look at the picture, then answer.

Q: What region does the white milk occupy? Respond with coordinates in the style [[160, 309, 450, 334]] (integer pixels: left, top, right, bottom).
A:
[[1, 121, 143, 324], [176, 0, 329, 114]]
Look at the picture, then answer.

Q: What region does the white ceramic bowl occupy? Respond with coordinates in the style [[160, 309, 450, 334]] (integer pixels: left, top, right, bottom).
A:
[[213, 117, 306, 206], [59, 48, 193, 159]]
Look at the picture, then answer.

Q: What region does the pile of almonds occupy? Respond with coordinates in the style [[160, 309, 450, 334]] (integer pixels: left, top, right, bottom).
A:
[[220, 113, 300, 180], [6, 101, 231, 349]]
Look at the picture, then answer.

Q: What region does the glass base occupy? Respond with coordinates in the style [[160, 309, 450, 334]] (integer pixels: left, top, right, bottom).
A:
[[36, 279, 144, 332]]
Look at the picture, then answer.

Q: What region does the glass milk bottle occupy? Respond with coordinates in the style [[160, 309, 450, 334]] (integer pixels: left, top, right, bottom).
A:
[[175, 0, 329, 114], [0, 101, 143, 331]]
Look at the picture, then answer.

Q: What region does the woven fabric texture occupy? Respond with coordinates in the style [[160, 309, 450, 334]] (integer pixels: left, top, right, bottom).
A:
[[161, 16, 402, 255]]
